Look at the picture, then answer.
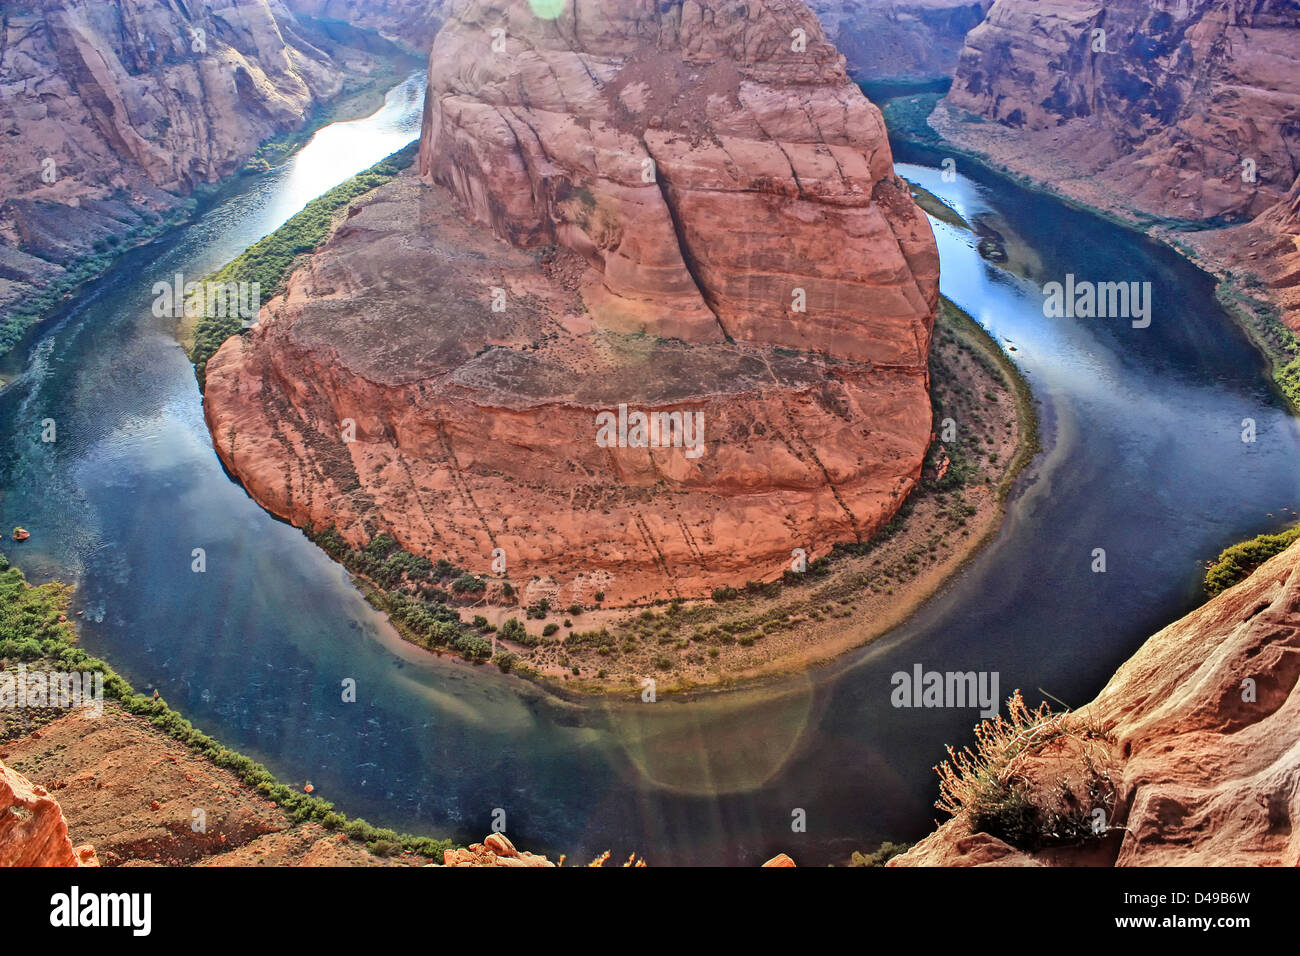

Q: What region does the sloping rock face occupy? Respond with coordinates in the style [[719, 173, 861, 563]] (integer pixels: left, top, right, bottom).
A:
[[0, 758, 97, 867], [0, 0, 393, 321], [808, 0, 992, 81], [205, 0, 938, 605], [894, 539, 1300, 866]]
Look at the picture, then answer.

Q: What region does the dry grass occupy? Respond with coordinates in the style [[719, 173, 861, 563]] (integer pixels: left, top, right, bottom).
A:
[[935, 690, 1117, 850]]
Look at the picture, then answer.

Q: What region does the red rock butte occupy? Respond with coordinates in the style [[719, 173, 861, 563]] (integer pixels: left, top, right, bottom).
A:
[[203, 0, 940, 605]]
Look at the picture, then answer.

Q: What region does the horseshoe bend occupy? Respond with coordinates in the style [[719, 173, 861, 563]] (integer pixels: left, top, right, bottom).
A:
[[202, 0, 942, 612]]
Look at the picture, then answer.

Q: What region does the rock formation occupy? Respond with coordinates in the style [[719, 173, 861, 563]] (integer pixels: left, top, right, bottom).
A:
[[893, 538, 1300, 867], [0, 758, 97, 867], [204, 0, 939, 605], [0, 0, 405, 327], [932, 0, 1300, 326], [283, 0, 452, 51], [808, 0, 992, 81]]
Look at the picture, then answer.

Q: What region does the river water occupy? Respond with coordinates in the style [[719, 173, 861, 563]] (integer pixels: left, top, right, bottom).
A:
[[3, 76, 1298, 866]]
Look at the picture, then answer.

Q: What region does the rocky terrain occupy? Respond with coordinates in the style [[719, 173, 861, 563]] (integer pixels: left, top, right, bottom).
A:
[[891, 537, 1300, 867], [0, 0, 412, 343], [0, 703, 558, 867], [809, 0, 992, 82], [0, 757, 96, 867], [931, 0, 1300, 328], [204, 0, 940, 606]]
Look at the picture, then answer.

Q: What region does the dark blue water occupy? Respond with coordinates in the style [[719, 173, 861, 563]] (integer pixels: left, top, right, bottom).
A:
[[3, 80, 1297, 866]]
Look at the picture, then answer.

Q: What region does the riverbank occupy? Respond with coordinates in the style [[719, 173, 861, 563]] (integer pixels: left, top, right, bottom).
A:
[[267, 292, 1037, 699], [533, 296, 1036, 696], [883, 93, 1300, 413], [184, 143, 419, 383], [0, 56, 419, 386], [0, 552, 453, 863]]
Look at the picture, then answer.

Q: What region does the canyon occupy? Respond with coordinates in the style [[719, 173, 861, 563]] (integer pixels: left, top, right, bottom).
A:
[[203, 0, 940, 606], [811, 0, 993, 82], [0, 0, 421, 347], [930, 0, 1300, 329]]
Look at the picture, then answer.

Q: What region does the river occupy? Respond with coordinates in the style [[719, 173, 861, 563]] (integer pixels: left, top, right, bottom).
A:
[[2, 75, 1297, 866]]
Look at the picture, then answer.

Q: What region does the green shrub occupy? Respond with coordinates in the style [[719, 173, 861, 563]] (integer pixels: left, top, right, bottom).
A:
[[190, 142, 418, 385], [1205, 524, 1300, 596]]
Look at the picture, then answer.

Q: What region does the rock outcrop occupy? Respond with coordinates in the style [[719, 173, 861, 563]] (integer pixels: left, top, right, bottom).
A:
[[808, 0, 992, 81], [204, 0, 939, 605], [442, 832, 554, 867], [893, 538, 1300, 867], [0, 0, 405, 329], [0, 758, 96, 867], [932, 0, 1300, 326]]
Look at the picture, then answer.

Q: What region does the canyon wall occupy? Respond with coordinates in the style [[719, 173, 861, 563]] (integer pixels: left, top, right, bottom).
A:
[[809, 0, 993, 81], [893, 538, 1300, 867], [932, 0, 1300, 326], [282, 0, 452, 51], [205, 0, 940, 605], [0, 0, 405, 329]]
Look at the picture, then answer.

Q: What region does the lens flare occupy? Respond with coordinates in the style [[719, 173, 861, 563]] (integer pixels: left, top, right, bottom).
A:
[[529, 0, 566, 19]]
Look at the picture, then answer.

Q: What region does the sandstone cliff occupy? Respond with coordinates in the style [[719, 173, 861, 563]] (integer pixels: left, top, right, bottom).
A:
[[0, 757, 96, 866], [204, 0, 939, 605], [893, 538, 1300, 867], [0, 0, 406, 333], [809, 0, 992, 81], [931, 0, 1300, 327]]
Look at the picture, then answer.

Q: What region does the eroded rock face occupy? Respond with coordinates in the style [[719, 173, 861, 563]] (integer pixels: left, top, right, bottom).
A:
[[894, 539, 1300, 867], [0, 0, 395, 317], [205, 0, 939, 605], [808, 0, 992, 81], [0, 758, 97, 867], [419, 0, 937, 361], [945, 0, 1300, 223]]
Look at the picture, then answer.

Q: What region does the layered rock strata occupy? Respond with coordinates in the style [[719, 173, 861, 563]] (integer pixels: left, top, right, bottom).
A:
[[809, 0, 993, 81]]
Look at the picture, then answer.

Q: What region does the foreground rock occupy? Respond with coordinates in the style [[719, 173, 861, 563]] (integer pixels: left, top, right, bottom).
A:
[[205, 0, 939, 605], [0, 758, 97, 867], [933, 0, 1300, 327], [894, 539, 1300, 866]]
